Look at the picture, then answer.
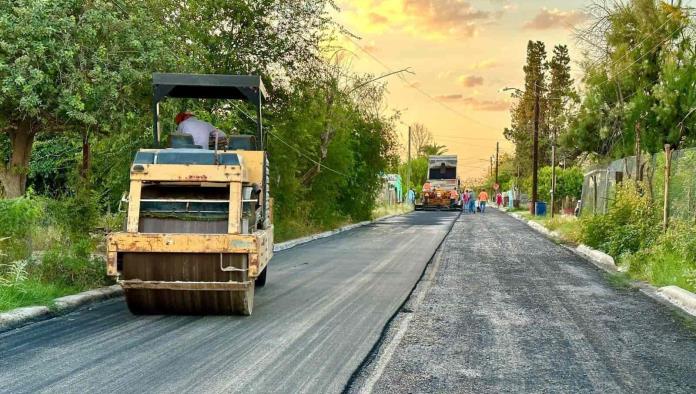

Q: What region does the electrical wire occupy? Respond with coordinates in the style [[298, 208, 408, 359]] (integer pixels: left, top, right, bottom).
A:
[[266, 130, 349, 177], [344, 35, 503, 133], [585, 11, 676, 72], [227, 101, 350, 178], [597, 24, 684, 89]]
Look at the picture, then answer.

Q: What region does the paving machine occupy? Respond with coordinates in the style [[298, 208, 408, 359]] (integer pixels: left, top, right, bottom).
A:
[[415, 155, 461, 211], [106, 73, 273, 315]]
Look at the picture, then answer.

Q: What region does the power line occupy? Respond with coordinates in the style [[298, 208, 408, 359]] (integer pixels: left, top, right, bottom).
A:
[[344, 35, 503, 133], [426, 132, 501, 140], [597, 23, 684, 89], [227, 101, 349, 178], [266, 130, 348, 177], [585, 11, 676, 72]]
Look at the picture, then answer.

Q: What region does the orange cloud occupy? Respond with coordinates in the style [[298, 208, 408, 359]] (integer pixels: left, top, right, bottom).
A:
[[435, 94, 464, 101], [403, 0, 493, 38], [470, 59, 498, 70], [458, 75, 484, 87], [462, 98, 509, 111], [435, 94, 509, 111], [368, 12, 389, 25], [523, 8, 587, 30]]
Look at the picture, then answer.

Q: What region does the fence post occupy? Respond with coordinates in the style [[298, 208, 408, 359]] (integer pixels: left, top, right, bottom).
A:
[[663, 144, 672, 232]]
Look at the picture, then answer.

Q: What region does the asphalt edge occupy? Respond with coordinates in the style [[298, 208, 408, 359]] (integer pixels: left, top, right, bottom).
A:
[[342, 210, 461, 394], [273, 211, 408, 252], [0, 211, 411, 333], [502, 208, 696, 319]]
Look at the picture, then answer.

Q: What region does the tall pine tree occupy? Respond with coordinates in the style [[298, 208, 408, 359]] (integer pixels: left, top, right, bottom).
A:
[[504, 41, 548, 175]]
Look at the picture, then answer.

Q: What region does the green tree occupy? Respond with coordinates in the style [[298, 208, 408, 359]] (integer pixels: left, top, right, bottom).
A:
[[419, 143, 447, 156], [151, 0, 334, 88], [536, 166, 583, 204], [398, 156, 429, 193], [504, 41, 549, 174], [564, 0, 693, 159], [0, 0, 171, 197], [547, 45, 578, 158]]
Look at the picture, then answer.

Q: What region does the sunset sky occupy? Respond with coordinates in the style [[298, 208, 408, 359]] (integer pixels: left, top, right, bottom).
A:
[[333, 0, 590, 181]]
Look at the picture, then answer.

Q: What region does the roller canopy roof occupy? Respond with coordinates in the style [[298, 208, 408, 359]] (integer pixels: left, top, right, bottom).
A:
[[150, 73, 266, 149], [152, 73, 267, 104]]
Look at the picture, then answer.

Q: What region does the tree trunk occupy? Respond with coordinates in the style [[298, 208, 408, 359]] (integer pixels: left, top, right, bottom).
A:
[[0, 127, 35, 198], [81, 129, 90, 179], [301, 89, 336, 186]]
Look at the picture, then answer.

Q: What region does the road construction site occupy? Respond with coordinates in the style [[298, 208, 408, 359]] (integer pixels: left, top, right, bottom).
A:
[[1, 210, 695, 393], [0, 212, 457, 393]]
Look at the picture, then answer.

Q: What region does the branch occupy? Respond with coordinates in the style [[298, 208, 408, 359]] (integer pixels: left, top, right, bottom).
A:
[[347, 68, 414, 94]]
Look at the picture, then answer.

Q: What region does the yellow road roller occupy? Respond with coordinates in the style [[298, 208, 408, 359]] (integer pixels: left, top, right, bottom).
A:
[[106, 73, 273, 315]]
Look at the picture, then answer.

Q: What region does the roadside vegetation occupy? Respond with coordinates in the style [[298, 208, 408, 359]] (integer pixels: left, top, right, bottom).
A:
[[515, 182, 696, 292], [0, 195, 109, 311], [491, 0, 696, 293]]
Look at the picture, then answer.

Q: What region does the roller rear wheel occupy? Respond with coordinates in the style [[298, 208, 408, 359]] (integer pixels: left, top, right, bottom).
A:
[[122, 253, 254, 315]]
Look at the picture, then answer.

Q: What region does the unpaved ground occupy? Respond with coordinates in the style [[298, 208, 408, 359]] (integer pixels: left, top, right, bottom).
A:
[[349, 210, 696, 393]]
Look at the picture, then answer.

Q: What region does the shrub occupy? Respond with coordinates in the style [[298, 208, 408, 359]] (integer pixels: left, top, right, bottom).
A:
[[579, 182, 659, 256], [0, 196, 43, 263], [578, 213, 611, 249], [0, 259, 29, 287], [622, 220, 696, 292], [39, 238, 107, 290], [48, 188, 100, 243]]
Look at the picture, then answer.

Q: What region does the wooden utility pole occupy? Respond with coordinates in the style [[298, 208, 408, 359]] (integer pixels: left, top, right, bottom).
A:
[[407, 125, 411, 193], [495, 141, 499, 186], [635, 122, 641, 182], [531, 82, 540, 215], [663, 143, 672, 231], [550, 129, 556, 218]]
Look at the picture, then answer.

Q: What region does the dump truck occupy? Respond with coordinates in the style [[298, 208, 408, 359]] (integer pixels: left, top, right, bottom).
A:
[[415, 155, 461, 211], [106, 73, 273, 315]]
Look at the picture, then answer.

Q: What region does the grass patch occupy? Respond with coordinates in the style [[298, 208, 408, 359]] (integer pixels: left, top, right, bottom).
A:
[[372, 203, 413, 219], [602, 271, 635, 291], [275, 203, 412, 243], [274, 211, 352, 243], [623, 252, 696, 293], [517, 211, 582, 244], [0, 278, 80, 312]]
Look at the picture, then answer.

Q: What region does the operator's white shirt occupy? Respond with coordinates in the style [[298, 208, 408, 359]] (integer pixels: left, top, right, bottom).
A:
[[177, 117, 225, 148]]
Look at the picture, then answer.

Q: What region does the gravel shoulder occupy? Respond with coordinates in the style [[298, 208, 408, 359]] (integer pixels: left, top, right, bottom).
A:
[[349, 210, 696, 394]]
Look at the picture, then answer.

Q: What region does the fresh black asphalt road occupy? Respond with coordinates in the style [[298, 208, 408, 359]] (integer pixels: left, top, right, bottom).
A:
[[0, 212, 457, 394], [357, 209, 696, 393]]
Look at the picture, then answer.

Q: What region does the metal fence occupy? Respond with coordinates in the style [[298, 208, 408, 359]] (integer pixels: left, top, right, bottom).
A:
[[581, 147, 696, 222]]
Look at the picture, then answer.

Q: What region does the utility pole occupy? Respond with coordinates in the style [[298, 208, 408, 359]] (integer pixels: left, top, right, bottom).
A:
[[550, 128, 556, 218], [531, 82, 540, 215], [495, 141, 499, 186], [407, 125, 411, 193], [635, 122, 641, 182], [663, 143, 672, 231]]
